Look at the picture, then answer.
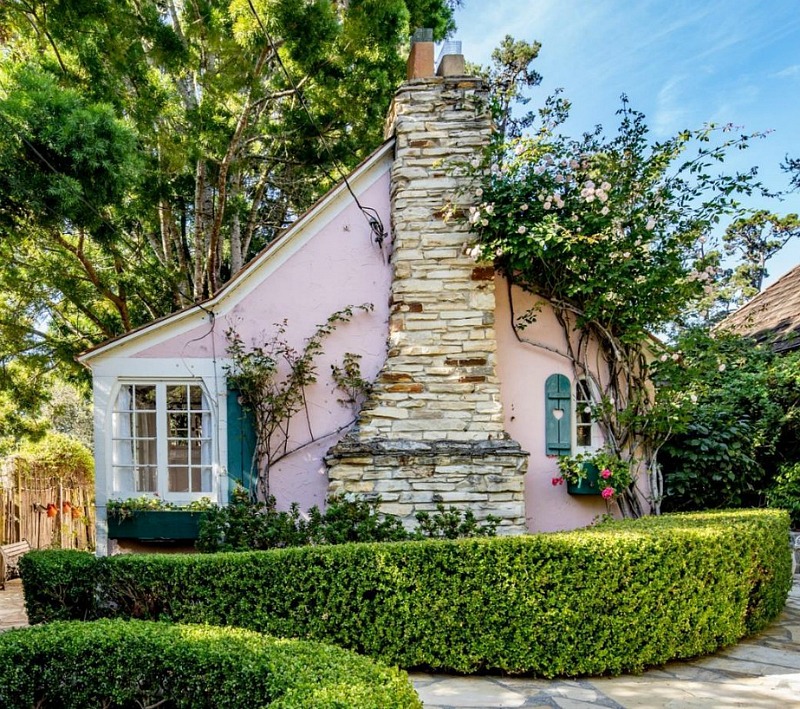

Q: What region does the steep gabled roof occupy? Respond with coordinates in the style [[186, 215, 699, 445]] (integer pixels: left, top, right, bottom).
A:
[[720, 263, 800, 352], [78, 139, 394, 365]]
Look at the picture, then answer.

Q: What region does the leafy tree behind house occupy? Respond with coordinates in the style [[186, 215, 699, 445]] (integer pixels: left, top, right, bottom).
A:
[[655, 329, 800, 511], [0, 0, 459, 376]]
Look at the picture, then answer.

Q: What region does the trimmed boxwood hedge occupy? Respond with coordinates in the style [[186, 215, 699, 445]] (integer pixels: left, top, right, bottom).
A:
[[20, 509, 792, 677], [0, 619, 421, 708]]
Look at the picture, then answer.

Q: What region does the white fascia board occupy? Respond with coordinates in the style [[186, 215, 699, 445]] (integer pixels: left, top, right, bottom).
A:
[[90, 357, 222, 379], [79, 142, 394, 366]]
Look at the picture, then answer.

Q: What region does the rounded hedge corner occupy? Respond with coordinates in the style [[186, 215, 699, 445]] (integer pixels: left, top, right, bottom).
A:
[[0, 619, 422, 709]]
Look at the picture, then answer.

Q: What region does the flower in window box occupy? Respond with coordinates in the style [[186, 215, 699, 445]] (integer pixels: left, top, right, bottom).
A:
[[556, 449, 635, 500]]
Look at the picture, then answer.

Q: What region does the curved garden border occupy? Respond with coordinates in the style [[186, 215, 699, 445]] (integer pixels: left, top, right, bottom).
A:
[[20, 509, 792, 677], [0, 619, 421, 708]]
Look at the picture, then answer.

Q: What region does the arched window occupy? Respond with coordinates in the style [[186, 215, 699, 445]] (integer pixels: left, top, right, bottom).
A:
[[575, 378, 594, 449]]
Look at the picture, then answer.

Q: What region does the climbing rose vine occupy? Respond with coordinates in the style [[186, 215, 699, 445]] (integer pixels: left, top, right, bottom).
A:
[[468, 95, 765, 516]]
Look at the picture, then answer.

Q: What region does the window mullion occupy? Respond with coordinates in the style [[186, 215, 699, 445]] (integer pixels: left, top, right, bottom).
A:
[[156, 384, 169, 499]]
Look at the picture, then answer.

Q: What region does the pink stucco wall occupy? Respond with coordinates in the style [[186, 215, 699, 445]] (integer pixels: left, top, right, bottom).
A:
[[118, 165, 643, 529], [495, 276, 611, 532], [135, 171, 393, 512]]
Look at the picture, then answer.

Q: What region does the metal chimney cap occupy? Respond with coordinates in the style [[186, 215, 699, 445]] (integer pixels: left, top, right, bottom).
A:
[[437, 40, 462, 61], [411, 28, 434, 44]]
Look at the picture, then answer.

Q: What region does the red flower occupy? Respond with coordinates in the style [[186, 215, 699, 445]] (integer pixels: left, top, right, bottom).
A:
[[551, 476, 565, 486], [601, 487, 615, 499], [601, 468, 613, 479]]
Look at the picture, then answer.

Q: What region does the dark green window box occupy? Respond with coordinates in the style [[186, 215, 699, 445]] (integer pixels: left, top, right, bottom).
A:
[[567, 462, 602, 496], [108, 510, 205, 540]]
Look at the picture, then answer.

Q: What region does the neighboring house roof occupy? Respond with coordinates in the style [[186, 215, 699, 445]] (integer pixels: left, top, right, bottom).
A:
[[77, 139, 395, 365], [721, 263, 800, 353]]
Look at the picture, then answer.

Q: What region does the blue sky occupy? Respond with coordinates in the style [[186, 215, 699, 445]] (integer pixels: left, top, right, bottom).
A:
[[451, 0, 800, 286]]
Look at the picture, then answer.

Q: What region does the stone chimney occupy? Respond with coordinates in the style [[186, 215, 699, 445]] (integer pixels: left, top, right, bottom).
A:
[[327, 38, 528, 532]]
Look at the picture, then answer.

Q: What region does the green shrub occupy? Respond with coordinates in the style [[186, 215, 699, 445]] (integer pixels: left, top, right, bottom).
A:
[[21, 510, 792, 677], [0, 619, 420, 708], [767, 462, 800, 528], [16, 430, 94, 484], [658, 331, 800, 511], [196, 490, 495, 552]]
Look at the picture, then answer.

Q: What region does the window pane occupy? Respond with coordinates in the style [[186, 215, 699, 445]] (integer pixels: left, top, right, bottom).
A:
[[112, 440, 133, 466], [134, 385, 156, 410], [167, 385, 187, 411], [192, 467, 212, 493], [189, 385, 204, 410], [169, 467, 189, 493], [577, 426, 592, 448], [190, 440, 202, 465], [135, 412, 157, 437], [576, 379, 591, 402], [190, 412, 210, 438], [113, 466, 135, 493], [168, 439, 189, 466], [112, 381, 214, 496], [116, 385, 133, 410], [134, 439, 157, 466], [136, 466, 157, 492], [169, 413, 188, 438]]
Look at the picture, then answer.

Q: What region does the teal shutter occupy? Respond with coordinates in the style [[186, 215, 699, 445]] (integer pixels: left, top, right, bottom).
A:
[[226, 390, 257, 500], [545, 374, 572, 456]]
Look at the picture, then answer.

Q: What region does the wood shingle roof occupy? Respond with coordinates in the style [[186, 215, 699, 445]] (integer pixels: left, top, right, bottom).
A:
[[721, 263, 800, 352]]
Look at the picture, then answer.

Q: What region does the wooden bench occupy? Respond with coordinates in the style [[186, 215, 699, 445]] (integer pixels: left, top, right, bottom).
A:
[[0, 540, 31, 590]]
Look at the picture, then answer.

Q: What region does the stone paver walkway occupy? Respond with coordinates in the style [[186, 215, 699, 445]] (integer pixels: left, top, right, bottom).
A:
[[0, 579, 27, 631], [2, 577, 799, 707]]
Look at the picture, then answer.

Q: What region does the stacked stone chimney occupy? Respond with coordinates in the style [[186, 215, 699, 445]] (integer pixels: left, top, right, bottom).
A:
[[326, 37, 528, 532]]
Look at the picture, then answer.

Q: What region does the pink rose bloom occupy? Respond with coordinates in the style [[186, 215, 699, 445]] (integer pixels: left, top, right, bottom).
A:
[[600, 468, 613, 479], [601, 487, 615, 499]]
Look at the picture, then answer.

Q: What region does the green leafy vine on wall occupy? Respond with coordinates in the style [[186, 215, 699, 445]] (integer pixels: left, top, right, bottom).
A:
[[225, 304, 373, 501]]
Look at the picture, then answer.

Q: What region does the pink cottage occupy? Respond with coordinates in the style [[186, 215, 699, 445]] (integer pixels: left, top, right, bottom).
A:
[[80, 42, 636, 555]]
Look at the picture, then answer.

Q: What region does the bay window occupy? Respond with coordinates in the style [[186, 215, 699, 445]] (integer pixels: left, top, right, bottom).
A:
[[112, 382, 213, 498]]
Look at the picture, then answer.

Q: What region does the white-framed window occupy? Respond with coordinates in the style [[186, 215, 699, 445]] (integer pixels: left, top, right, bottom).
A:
[[111, 382, 213, 498], [575, 378, 597, 450]]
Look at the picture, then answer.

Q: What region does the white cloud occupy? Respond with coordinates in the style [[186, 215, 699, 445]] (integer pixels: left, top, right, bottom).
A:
[[773, 64, 800, 79], [653, 76, 691, 135]]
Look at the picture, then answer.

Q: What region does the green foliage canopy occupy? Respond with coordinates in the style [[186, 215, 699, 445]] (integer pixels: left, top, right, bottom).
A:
[[654, 329, 800, 511], [0, 0, 458, 374]]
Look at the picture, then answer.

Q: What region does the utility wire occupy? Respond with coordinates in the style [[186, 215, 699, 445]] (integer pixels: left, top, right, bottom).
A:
[[245, 0, 388, 252]]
